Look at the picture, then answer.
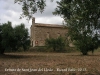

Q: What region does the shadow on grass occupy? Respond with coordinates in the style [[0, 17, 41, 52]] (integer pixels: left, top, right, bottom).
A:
[[0, 53, 47, 59], [0, 54, 35, 59], [66, 54, 100, 56], [0, 53, 100, 59]]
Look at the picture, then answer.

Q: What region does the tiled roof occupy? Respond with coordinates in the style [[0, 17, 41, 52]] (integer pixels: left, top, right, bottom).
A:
[[34, 23, 66, 28]]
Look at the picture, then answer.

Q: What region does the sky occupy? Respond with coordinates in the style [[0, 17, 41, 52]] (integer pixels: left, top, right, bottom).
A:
[[0, 0, 63, 32]]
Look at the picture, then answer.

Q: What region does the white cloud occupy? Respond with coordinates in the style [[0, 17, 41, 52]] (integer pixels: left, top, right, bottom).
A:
[[35, 16, 63, 24], [0, 0, 62, 33]]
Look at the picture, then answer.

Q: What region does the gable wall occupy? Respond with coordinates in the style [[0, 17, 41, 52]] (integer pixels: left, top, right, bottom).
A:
[[30, 17, 68, 47]]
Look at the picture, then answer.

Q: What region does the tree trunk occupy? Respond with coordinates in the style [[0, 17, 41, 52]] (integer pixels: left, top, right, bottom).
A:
[[82, 52, 88, 55], [81, 50, 88, 55], [0, 48, 5, 55], [53, 47, 56, 52]]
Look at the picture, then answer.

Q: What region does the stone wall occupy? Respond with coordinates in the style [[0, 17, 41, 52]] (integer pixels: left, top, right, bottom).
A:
[[30, 17, 69, 47]]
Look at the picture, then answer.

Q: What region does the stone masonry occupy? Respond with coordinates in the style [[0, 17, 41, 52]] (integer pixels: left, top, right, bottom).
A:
[[30, 17, 73, 47]]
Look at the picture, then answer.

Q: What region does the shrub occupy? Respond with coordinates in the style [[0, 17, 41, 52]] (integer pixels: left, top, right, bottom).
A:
[[45, 37, 66, 52]]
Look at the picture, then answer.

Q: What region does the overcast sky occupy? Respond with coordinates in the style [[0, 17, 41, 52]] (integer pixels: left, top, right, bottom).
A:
[[0, 0, 63, 32]]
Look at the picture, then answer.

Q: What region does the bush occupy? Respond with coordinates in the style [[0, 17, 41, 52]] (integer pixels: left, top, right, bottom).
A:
[[45, 37, 66, 52], [74, 36, 99, 55], [29, 46, 50, 52]]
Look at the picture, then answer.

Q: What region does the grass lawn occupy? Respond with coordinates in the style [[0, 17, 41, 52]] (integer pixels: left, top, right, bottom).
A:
[[0, 51, 100, 75]]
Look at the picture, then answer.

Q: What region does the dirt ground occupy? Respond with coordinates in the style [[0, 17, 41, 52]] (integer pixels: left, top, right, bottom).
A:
[[0, 52, 100, 75]]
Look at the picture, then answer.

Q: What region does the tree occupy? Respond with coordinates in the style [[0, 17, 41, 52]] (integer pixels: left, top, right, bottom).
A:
[[0, 25, 5, 54], [0, 22, 14, 54], [14, 24, 30, 51], [0, 21, 30, 54], [53, 0, 100, 55], [14, 0, 55, 20], [14, 0, 46, 20], [45, 37, 66, 52]]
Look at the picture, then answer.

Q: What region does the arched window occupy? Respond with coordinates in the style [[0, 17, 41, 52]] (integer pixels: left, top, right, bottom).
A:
[[47, 32, 50, 39], [32, 41, 33, 47], [57, 33, 61, 37]]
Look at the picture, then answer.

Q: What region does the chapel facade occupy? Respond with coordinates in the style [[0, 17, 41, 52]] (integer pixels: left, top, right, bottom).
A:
[[30, 17, 73, 47]]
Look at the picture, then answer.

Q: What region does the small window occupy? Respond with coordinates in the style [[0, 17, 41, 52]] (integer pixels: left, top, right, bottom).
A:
[[47, 32, 50, 39], [32, 41, 33, 47], [57, 33, 61, 37]]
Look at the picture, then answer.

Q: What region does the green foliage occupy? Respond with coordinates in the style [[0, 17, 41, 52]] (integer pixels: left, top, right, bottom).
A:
[[0, 25, 5, 54], [1, 22, 13, 49], [45, 37, 66, 52], [14, 0, 46, 20], [0, 22, 13, 54], [29, 46, 48, 52], [0, 21, 30, 54], [14, 0, 55, 20], [74, 35, 99, 55], [53, 0, 100, 55], [14, 24, 30, 51]]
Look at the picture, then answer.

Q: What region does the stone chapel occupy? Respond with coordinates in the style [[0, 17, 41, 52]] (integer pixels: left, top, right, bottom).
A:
[[30, 17, 73, 47]]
